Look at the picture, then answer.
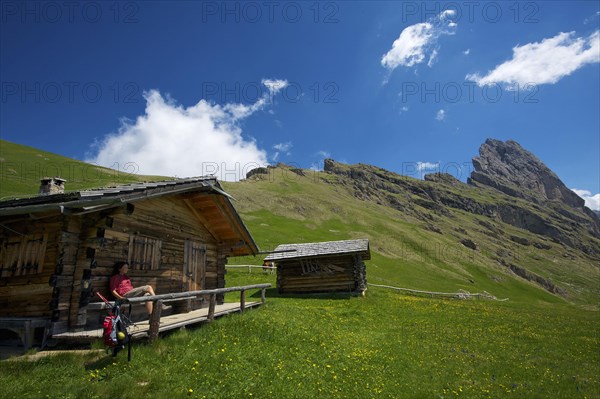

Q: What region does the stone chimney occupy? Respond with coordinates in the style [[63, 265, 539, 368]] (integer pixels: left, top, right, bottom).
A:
[[39, 177, 66, 195]]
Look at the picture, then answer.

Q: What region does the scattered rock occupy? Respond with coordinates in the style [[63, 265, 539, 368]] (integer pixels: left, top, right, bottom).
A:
[[290, 168, 306, 177], [460, 238, 478, 250], [424, 172, 461, 185], [533, 242, 552, 250], [423, 224, 443, 234], [510, 235, 530, 246], [245, 167, 269, 179], [503, 261, 567, 296]]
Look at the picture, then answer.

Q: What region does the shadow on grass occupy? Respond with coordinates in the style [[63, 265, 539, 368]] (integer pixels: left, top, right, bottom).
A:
[[84, 352, 121, 370]]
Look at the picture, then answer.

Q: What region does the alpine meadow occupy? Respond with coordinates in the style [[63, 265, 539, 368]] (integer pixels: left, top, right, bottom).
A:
[[0, 139, 598, 399]]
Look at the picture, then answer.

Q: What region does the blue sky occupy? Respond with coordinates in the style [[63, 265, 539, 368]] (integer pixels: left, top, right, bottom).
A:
[[1, 1, 599, 209]]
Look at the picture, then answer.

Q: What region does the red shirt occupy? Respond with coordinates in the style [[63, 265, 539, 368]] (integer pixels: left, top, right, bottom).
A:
[[110, 274, 134, 297]]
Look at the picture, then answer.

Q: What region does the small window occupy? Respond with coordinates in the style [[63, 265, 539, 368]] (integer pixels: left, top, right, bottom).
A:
[[128, 235, 162, 271], [0, 233, 48, 277]]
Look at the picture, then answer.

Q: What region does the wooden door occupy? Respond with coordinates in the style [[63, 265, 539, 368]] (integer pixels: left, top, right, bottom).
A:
[[183, 240, 206, 292]]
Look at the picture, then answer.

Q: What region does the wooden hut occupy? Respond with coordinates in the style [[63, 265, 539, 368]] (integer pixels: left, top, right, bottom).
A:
[[264, 239, 369, 295], [0, 177, 258, 347]]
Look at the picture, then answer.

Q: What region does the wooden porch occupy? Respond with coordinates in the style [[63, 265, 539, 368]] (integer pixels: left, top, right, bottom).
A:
[[52, 301, 263, 342], [53, 284, 271, 343]]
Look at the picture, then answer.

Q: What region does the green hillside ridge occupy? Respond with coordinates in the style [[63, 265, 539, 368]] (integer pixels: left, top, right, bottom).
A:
[[1, 140, 598, 398], [223, 161, 599, 307], [0, 139, 167, 198], [1, 139, 598, 306]]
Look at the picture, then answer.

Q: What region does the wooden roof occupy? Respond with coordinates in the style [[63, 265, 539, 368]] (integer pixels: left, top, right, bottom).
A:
[[264, 239, 370, 261], [0, 177, 258, 256]]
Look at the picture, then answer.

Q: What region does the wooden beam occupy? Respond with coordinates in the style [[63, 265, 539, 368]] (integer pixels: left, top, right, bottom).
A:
[[148, 299, 163, 342], [210, 195, 255, 254], [183, 198, 219, 241], [207, 294, 216, 321]]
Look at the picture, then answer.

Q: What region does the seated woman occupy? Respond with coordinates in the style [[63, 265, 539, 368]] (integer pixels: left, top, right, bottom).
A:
[[110, 261, 156, 315]]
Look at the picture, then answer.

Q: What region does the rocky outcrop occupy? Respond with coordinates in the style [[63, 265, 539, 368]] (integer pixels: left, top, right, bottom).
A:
[[246, 167, 270, 179], [468, 139, 585, 209], [322, 142, 600, 257], [424, 172, 461, 185]]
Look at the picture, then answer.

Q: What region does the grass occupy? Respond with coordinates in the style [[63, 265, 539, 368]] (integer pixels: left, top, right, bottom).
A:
[[223, 167, 600, 308], [1, 142, 598, 397], [0, 139, 167, 198], [0, 269, 598, 398]]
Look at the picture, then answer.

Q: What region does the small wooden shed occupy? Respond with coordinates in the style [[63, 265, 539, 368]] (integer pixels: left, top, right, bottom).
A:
[[0, 177, 258, 346], [264, 239, 369, 295]]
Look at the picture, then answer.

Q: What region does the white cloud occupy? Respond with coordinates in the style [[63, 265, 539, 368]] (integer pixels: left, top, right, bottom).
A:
[[317, 150, 331, 159], [467, 31, 599, 87], [272, 141, 292, 161], [427, 48, 439, 67], [436, 109, 446, 121], [584, 11, 600, 25], [262, 79, 289, 99], [572, 189, 600, 211], [310, 163, 322, 172], [381, 10, 457, 71], [463, 48, 470, 55], [416, 161, 440, 172], [273, 142, 292, 152], [440, 9, 456, 19], [88, 80, 288, 181]]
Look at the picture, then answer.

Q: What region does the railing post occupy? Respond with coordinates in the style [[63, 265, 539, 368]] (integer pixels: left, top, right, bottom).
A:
[[261, 288, 266, 303], [148, 300, 163, 342], [208, 294, 216, 321], [240, 290, 246, 312]]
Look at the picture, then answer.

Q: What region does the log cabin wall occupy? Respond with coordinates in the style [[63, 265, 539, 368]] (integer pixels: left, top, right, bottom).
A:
[[276, 254, 361, 294], [1, 178, 258, 334], [58, 196, 222, 330], [0, 214, 62, 319]]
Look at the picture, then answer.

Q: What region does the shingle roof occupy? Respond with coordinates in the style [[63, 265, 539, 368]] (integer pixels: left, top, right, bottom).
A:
[[0, 177, 220, 214], [0, 176, 259, 255], [264, 239, 370, 261]]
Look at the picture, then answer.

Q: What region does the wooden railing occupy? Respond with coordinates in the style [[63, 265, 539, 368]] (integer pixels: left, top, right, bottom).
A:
[[126, 284, 271, 341], [226, 264, 276, 273]]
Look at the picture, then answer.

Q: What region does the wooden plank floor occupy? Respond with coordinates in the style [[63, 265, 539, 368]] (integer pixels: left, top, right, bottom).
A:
[[53, 301, 262, 341]]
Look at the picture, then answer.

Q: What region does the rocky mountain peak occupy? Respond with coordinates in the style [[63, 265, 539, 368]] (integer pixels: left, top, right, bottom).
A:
[[468, 139, 584, 209]]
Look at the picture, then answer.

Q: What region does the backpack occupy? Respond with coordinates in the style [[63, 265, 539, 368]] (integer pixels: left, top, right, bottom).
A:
[[102, 310, 127, 348], [97, 292, 132, 359]]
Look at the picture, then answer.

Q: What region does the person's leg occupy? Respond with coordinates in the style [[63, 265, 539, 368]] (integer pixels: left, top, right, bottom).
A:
[[143, 286, 155, 314], [124, 285, 155, 315]]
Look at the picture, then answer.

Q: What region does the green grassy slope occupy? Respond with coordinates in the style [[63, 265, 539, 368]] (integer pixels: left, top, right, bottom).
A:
[[0, 140, 167, 198], [223, 165, 599, 307], [1, 142, 598, 398], [1, 272, 598, 398], [1, 139, 597, 306]]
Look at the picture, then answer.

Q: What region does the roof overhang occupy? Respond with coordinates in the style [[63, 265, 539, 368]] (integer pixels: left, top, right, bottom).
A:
[[0, 177, 259, 256]]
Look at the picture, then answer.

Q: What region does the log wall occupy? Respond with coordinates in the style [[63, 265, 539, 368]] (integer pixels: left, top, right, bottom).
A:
[[64, 197, 222, 329], [0, 214, 63, 319], [2, 193, 230, 333], [276, 254, 366, 294]]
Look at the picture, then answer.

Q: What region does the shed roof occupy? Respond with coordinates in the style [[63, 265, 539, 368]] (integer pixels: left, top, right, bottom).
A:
[[264, 239, 370, 261], [0, 177, 258, 256]]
